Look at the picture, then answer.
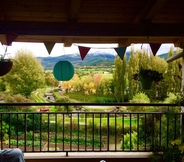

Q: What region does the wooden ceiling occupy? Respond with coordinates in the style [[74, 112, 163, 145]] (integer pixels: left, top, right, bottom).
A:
[[0, 0, 184, 48]]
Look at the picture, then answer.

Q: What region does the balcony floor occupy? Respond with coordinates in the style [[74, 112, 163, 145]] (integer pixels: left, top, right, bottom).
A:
[[24, 152, 152, 162]]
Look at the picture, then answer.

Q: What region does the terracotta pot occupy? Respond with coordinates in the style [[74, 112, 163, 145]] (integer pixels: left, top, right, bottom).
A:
[[0, 60, 13, 76]]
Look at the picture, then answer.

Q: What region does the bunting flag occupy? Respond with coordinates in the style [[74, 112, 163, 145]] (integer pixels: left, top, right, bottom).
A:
[[5, 31, 18, 46], [44, 42, 55, 55], [114, 47, 127, 60], [149, 43, 161, 56], [78, 46, 90, 60]]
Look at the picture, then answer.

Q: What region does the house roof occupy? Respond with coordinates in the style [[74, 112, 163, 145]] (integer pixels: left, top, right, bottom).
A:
[[0, 0, 184, 48]]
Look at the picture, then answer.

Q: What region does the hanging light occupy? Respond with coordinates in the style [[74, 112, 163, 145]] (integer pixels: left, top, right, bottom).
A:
[[53, 61, 74, 81]]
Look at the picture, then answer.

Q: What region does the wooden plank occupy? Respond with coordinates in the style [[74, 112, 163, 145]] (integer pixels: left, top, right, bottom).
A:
[[69, 0, 81, 20], [4, 16, 67, 22], [0, 0, 69, 5], [1, 4, 69, 12], [4, 11, 68, 18]]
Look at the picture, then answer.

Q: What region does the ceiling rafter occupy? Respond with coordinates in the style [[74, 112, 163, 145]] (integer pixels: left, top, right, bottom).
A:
[[145, 0, 167, 20], [122, 0, 168, 47]]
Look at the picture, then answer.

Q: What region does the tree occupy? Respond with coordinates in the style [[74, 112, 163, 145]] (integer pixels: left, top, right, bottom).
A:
[[113, 55, 126, 102], [164, 46, 182, 96], [127, 47, 140, 100], [3, 94, 32, 111], [45, 70, 59, 87], [5, 49, 45, 97]]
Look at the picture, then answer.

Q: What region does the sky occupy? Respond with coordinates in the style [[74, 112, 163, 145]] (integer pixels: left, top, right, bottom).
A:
[[0, 42, 176, 58]]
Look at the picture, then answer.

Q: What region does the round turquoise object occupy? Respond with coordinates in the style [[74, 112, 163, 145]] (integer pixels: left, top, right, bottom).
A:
[[53, 61, 74, 81]]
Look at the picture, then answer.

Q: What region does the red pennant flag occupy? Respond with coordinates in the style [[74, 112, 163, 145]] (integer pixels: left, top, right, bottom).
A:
[[149, 43, 161, 56], [78, 46, 90, 60], [5, 31, 18, 46], [44, 42, 55, 55], [114, 47, 127, 60]]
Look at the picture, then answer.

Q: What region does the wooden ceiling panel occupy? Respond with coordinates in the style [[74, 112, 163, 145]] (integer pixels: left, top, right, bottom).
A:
[[0, 0, 183, 47]]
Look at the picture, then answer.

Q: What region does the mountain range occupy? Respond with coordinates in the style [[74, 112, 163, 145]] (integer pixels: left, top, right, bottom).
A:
[[37, 52, 168, 71]]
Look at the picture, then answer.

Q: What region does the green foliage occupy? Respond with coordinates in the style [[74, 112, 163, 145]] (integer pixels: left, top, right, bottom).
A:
[[172, 137, 184, 153], [140, 112, 181, 152], [55, 97, 73, 112], [131, 92, 150, 102], [113, 55, 127, 102], [5, 139, 44, 147], [65, 91, 116, 102], [164, 92, 181, 104], [5, 49, 45, 97], [128, 92, 152, 112], [0, 77, 6, 91], [1, 113, 41, 133], [127, 47, 140, 100], [120, 131, 137, 150], [128, 48, 168, 100], [133, 68, 163, 82], [4, 94, 32, 111], [45, 71, 59, 87]]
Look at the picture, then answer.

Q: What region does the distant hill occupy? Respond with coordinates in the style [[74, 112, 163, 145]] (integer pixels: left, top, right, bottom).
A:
[[37, 53, 116, 70], [37, 52, 168, 71]]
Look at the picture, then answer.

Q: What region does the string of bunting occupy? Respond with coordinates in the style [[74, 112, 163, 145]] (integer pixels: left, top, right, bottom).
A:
[[76, 43, 161, 61], [0, 28, 162, 58]]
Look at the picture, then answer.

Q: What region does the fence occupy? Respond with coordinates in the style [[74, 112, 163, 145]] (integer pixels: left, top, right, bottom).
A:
[[0, 102, 183, 154]]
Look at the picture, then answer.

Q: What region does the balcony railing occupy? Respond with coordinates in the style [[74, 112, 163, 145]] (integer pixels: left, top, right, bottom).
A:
[[0, 102, 183, 155]]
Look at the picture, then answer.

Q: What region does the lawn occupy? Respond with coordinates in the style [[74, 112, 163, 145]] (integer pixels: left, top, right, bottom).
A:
[[50, 117, 137, 126]]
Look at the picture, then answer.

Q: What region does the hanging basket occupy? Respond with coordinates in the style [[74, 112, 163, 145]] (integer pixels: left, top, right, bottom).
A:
[[0, 60, 13, 76], [139, 77, 153, 90]]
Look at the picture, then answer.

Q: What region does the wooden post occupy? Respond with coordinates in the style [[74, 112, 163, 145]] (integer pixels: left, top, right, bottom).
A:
[[181, 56, 184, 135]]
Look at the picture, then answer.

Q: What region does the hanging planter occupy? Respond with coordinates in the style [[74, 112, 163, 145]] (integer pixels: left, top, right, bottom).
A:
[[0, 60, 13, 76], [53, 60, 74, 81], [139, 77, 153, 90], [132, 68, 163, 90], [0, 46, 13, 76]]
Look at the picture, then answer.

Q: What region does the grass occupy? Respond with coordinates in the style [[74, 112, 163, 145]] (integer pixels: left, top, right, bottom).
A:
[[64, 91, 116, 102], [49, 117, 137, 126]]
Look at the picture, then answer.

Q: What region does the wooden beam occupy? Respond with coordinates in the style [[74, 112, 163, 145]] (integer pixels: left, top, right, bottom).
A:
[[174, 38, 184, 48], [166, 51, 184, 63], [63, 37, 73, 47], [133, 0, 156, 23], [0, 21, 183, 37]]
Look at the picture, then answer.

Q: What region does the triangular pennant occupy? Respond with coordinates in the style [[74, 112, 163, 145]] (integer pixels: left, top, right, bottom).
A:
[[44, 42, 55, 55], [114, 47, 127, 60], [78, 46, 90, 60], [5, 31, 18, 46], [149, 43, 161, 56]]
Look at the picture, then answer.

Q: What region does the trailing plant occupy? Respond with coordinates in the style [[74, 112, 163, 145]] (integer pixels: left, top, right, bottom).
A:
[[132, 68, 163, 83]]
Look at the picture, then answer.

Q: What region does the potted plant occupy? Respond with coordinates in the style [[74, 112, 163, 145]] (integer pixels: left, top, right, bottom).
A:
[[0, 46, 13, 76], [132, 68, 163, 90]]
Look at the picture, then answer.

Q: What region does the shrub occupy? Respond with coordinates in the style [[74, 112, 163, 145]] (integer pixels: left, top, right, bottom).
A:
[[55, 97, 73, 112], [120, 131, 138, 150], [128, 92, 152, 112]]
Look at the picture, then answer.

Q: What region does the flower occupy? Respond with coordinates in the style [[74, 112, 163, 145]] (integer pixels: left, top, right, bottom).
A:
[[132, 68, 163, 83]]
